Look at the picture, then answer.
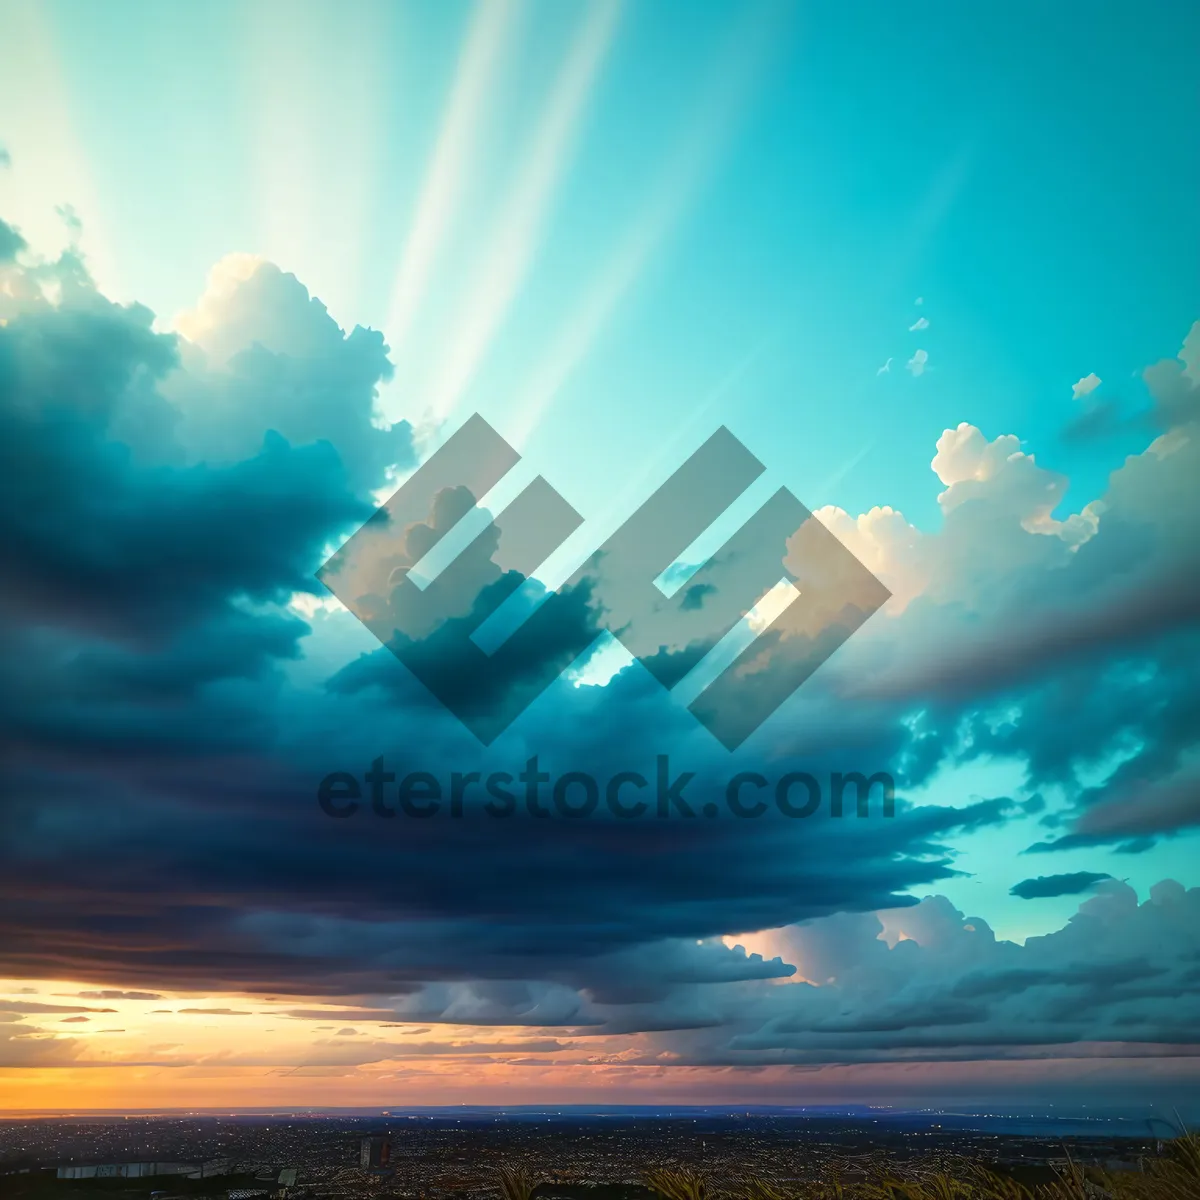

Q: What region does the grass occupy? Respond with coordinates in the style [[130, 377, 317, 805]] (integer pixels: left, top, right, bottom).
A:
[[498, 1165, 542, 1200], [623, 1127, 1200, 1200]]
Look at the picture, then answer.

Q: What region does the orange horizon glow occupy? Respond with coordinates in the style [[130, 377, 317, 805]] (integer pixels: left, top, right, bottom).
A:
[[3, 976, 1200, 1114]]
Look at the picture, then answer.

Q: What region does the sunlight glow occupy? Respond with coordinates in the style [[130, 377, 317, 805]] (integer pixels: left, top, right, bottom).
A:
[[0, 0, 120, 296], [383, 0, 521, 356], [507, 4, 786, 447], [427, 0, 622, 420], [246, 0, 388, 325]]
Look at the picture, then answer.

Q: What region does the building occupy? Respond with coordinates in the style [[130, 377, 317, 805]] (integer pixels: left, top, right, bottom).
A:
[[359, 1137, 391, 1170], [56, 1164, 197, 1180]]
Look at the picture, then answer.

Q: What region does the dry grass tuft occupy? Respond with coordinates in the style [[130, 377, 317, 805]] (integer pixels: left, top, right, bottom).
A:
[[497, 1164, 542, 1200], [647, 1129, 1200, 1200]]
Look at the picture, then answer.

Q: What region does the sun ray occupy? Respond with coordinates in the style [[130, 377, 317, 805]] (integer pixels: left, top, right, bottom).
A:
[[244, 0, 391, 323], [425, 0, 622, 422], [507, 3, 790, 449], [0, 0, 121, 296], [383, 0, 522, 357]]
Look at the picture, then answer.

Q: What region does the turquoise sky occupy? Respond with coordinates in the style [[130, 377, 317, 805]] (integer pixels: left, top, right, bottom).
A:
[[4, 0, 1197, 531]]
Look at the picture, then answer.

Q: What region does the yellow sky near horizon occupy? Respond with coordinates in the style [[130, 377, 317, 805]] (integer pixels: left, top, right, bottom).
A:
[[4, 975, 1200, 1113], [0, 976, 679, 1111]]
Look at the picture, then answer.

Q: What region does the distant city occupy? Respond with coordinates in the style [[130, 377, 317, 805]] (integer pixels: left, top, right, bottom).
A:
[[0, 1110, 1182, 1200]]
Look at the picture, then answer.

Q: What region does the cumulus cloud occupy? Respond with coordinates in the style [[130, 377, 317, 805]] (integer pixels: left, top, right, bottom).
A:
[[1072, 372, 1102, 399], [812, 324, 1200, 844], [166, 255, 412, 494], [909, 317, 929, 332], [2, 214, 1199, 1085], [906, 348, 928, 376], [1143, 320, 1200, 429], [626, 879, 1200, 1064], [259, 878, 1200, 1069]]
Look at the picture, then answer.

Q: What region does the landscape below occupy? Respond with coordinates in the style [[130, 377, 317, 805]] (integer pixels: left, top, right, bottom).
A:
[[2, 1115, 1197, 1200]]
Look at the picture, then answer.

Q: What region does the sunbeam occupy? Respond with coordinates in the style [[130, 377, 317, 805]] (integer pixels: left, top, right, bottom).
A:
[[0, 0, 120, 297], [425, 0, 622, 423], [244, 0, 389, 326], [506, 3, 790, 449], [382, 0, 521, 358]]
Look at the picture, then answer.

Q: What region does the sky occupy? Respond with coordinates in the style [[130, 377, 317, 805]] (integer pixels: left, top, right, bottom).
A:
[[1, 0, 1199, 1116]]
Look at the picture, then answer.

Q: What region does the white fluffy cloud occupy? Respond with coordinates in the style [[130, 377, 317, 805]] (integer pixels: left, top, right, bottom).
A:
[[639, 879, 1200, 1065], [164, 254, 413, 494], [276, 879, 1200, 1070]]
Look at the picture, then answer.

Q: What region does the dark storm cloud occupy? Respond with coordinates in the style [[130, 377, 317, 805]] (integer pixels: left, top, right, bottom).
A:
[[1009, 872, 1112, 899], [2, 225, 1199, 1067], [325, 573, 601, 738], [1073, 767, 1200, 839], [865, 570, 1200, 711], [0, 259, 387, 675], [1026, 765, 1200, 854]]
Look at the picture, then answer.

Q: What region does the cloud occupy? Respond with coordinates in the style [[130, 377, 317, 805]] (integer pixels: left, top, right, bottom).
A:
[[819, 320, 1200, 845], [168, 255, 412, 494], [0, 1023, 84, 1068], [1072, 372, 1102, 399], [626, 879, 1200, 1064], [1143, 320, 1200, 429], [0, 216, 26, 262], [285, 1008, 410, 1023], [876, 357, 892, 375], [906, 348, 928, 376], [74, 990, 163, 1000], [0, 1002, 117, 1014], [3, 215, 1200, 1083], [175, 1008, 254, 1016], [1059, 396, 1152, 445], [909, 317, 929, 332], [1032, 766, 1200, 850], [1009, 872, 1112, 899]]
